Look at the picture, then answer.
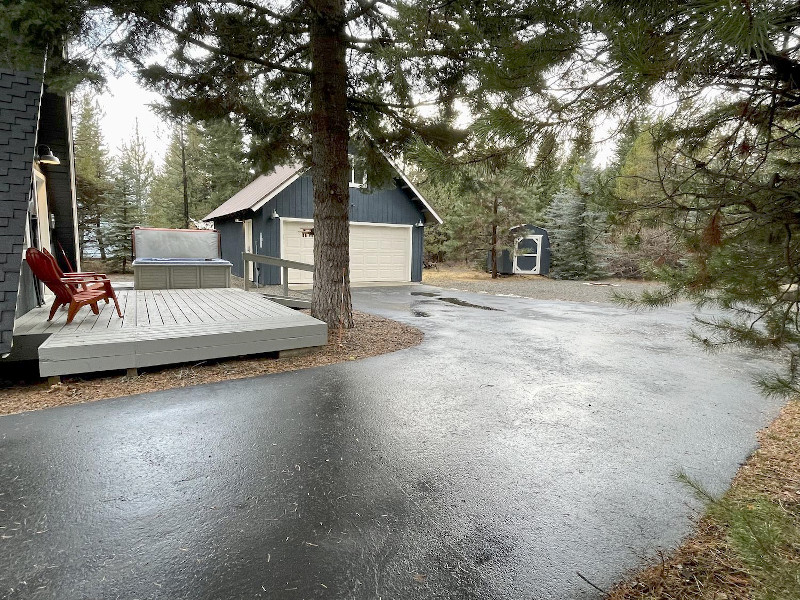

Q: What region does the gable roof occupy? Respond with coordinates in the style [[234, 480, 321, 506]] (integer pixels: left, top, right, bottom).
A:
[[203, 164, 304, 221], [380, 152, 442, 225], [203, 158, 443, 225], [0, 69, 43, 356]]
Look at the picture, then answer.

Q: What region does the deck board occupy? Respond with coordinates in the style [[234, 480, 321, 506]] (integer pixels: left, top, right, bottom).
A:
[[166, 289, 199, 323], [203, 289, 260, 320], [122, 290, 137, 327], [14, 287, 327, 377], [136, 291, 150, 327], [210, 288, 287, 317], [92, 294, 120, 330], [160, 291, 191, 325], [152, 291, 178, 326], [175, 288, 219, 323], [204, 288, 257, 319]]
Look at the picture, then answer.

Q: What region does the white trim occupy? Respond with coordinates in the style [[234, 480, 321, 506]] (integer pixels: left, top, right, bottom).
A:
[[348, 153, 367, 188], [280, 217, 413, 229], [250, 168, 307, 213], [243, 219, 254, 281], [379, 150, 443, 225], [278, 217, 284, 285], [64, 92, 81, 271], [513, 235, 543, 275]]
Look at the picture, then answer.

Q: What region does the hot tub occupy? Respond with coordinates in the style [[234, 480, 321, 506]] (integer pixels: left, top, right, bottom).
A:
[[133, 258, 232, 290]]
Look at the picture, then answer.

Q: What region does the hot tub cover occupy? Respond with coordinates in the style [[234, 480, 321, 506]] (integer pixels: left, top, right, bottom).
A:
[[133, 228, 221, 259]]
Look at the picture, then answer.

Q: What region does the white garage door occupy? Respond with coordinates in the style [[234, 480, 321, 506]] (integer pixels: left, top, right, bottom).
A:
[[281, 219, 412, 284]]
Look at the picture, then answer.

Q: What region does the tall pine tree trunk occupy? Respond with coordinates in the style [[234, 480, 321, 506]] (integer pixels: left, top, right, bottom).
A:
[[180, 123, 190, 229], [95, 217, 107, 260], [309, 0, 353, 328]]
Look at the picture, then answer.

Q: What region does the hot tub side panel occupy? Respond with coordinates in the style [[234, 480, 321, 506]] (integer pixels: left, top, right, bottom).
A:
[[133, 262, 232, 289]]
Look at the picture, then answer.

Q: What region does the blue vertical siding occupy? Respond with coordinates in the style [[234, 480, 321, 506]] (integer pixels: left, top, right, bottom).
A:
[[253, 210, 281, 285], [215, 173, 427, 284], [411, 227, 423, 282], [217, 219, 245, 277]]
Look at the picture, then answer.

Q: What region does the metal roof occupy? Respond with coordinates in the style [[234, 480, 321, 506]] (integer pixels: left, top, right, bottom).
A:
[[0, 69, 43, 356], [203, 164, 304, 221]]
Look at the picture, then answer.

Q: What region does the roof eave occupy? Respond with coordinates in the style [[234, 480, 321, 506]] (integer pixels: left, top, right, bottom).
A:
[[203, 167, 306, 221], [250, 167, 307, 213], [379, 151, 443, 225]]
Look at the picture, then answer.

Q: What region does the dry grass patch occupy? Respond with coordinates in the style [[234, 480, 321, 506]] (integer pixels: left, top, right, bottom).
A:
[[608, 401, 800, 600], [0, 310, 422, 416], [423, 264, 544, 283]]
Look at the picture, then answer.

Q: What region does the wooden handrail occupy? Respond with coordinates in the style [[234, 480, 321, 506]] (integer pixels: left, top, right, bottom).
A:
[[242, 252, 314, 296]]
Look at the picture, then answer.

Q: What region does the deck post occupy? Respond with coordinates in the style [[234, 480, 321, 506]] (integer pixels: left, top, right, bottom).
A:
[[242, 252, 313, 297]]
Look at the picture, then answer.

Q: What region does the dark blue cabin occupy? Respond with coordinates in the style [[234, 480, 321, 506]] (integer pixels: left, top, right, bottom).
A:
[[0, 68, 80, 359], [204, 159, 441, 285]]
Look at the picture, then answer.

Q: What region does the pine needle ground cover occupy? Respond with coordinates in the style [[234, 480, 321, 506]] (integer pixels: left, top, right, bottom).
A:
[[0, 311, 422, 416], [609, 401, 800, 600]]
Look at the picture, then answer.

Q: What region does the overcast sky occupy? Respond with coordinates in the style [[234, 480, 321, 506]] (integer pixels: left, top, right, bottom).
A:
[[94, 73, 618, 169], [95, 73, 171, 163]]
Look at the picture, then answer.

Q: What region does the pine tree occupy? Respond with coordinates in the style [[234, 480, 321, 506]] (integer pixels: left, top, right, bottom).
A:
[[196, 120, 252, 220], [546, 162, 608, 280], [601, 124, 683, 278], [108, 122, 154, 270], [0, 0, 480, 326], [422, 161, 541, 270], [148, 120, 251, 228], [148, 122, 205, 229], [72, 92, 114, 260], [530, 131, 562, 212]]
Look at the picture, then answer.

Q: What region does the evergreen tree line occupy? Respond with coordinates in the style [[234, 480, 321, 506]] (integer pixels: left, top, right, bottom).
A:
[[420, 125, 683, 281], [73, 93, 252, 269]]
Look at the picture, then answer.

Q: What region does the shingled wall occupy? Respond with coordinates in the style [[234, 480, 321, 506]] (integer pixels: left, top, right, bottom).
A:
[[0, 70, 42, 356]]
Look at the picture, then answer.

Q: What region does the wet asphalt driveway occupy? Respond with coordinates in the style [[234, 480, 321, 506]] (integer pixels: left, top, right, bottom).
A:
[[0, 286, 783, 599]]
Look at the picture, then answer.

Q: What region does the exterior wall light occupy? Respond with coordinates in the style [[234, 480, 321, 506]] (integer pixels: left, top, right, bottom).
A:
[[271, 209, 280, 219], [35, 145, 60, 165]]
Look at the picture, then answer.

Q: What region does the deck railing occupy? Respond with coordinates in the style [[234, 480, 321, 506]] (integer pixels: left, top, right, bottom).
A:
[[242, 252, 314, 296]]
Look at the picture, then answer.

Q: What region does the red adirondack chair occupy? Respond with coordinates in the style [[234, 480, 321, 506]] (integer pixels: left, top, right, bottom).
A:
[[39, 248, 108, 294], [26, 248, 123, 324]]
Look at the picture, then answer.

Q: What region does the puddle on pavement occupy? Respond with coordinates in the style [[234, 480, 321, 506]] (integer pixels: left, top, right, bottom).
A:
[[438, 297, 502, 311], [411, 309, 431, 317], [410, 291, 439, 297]]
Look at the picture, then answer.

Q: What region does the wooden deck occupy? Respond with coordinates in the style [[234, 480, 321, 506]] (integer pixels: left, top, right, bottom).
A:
[[11, 288, 327, 377]]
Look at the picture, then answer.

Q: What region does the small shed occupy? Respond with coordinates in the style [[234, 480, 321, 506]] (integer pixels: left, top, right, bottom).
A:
[[487, 225, 551, 275]]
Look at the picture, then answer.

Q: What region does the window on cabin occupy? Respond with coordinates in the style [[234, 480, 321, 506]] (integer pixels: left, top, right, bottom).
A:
[[349, 155, 367, 188]]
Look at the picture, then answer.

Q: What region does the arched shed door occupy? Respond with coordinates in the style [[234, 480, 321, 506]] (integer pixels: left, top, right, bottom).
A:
[[513, 235, 543, 274]]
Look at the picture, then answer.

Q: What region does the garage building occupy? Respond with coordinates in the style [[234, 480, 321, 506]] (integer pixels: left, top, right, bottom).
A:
[[203, 160, 441, 285]]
